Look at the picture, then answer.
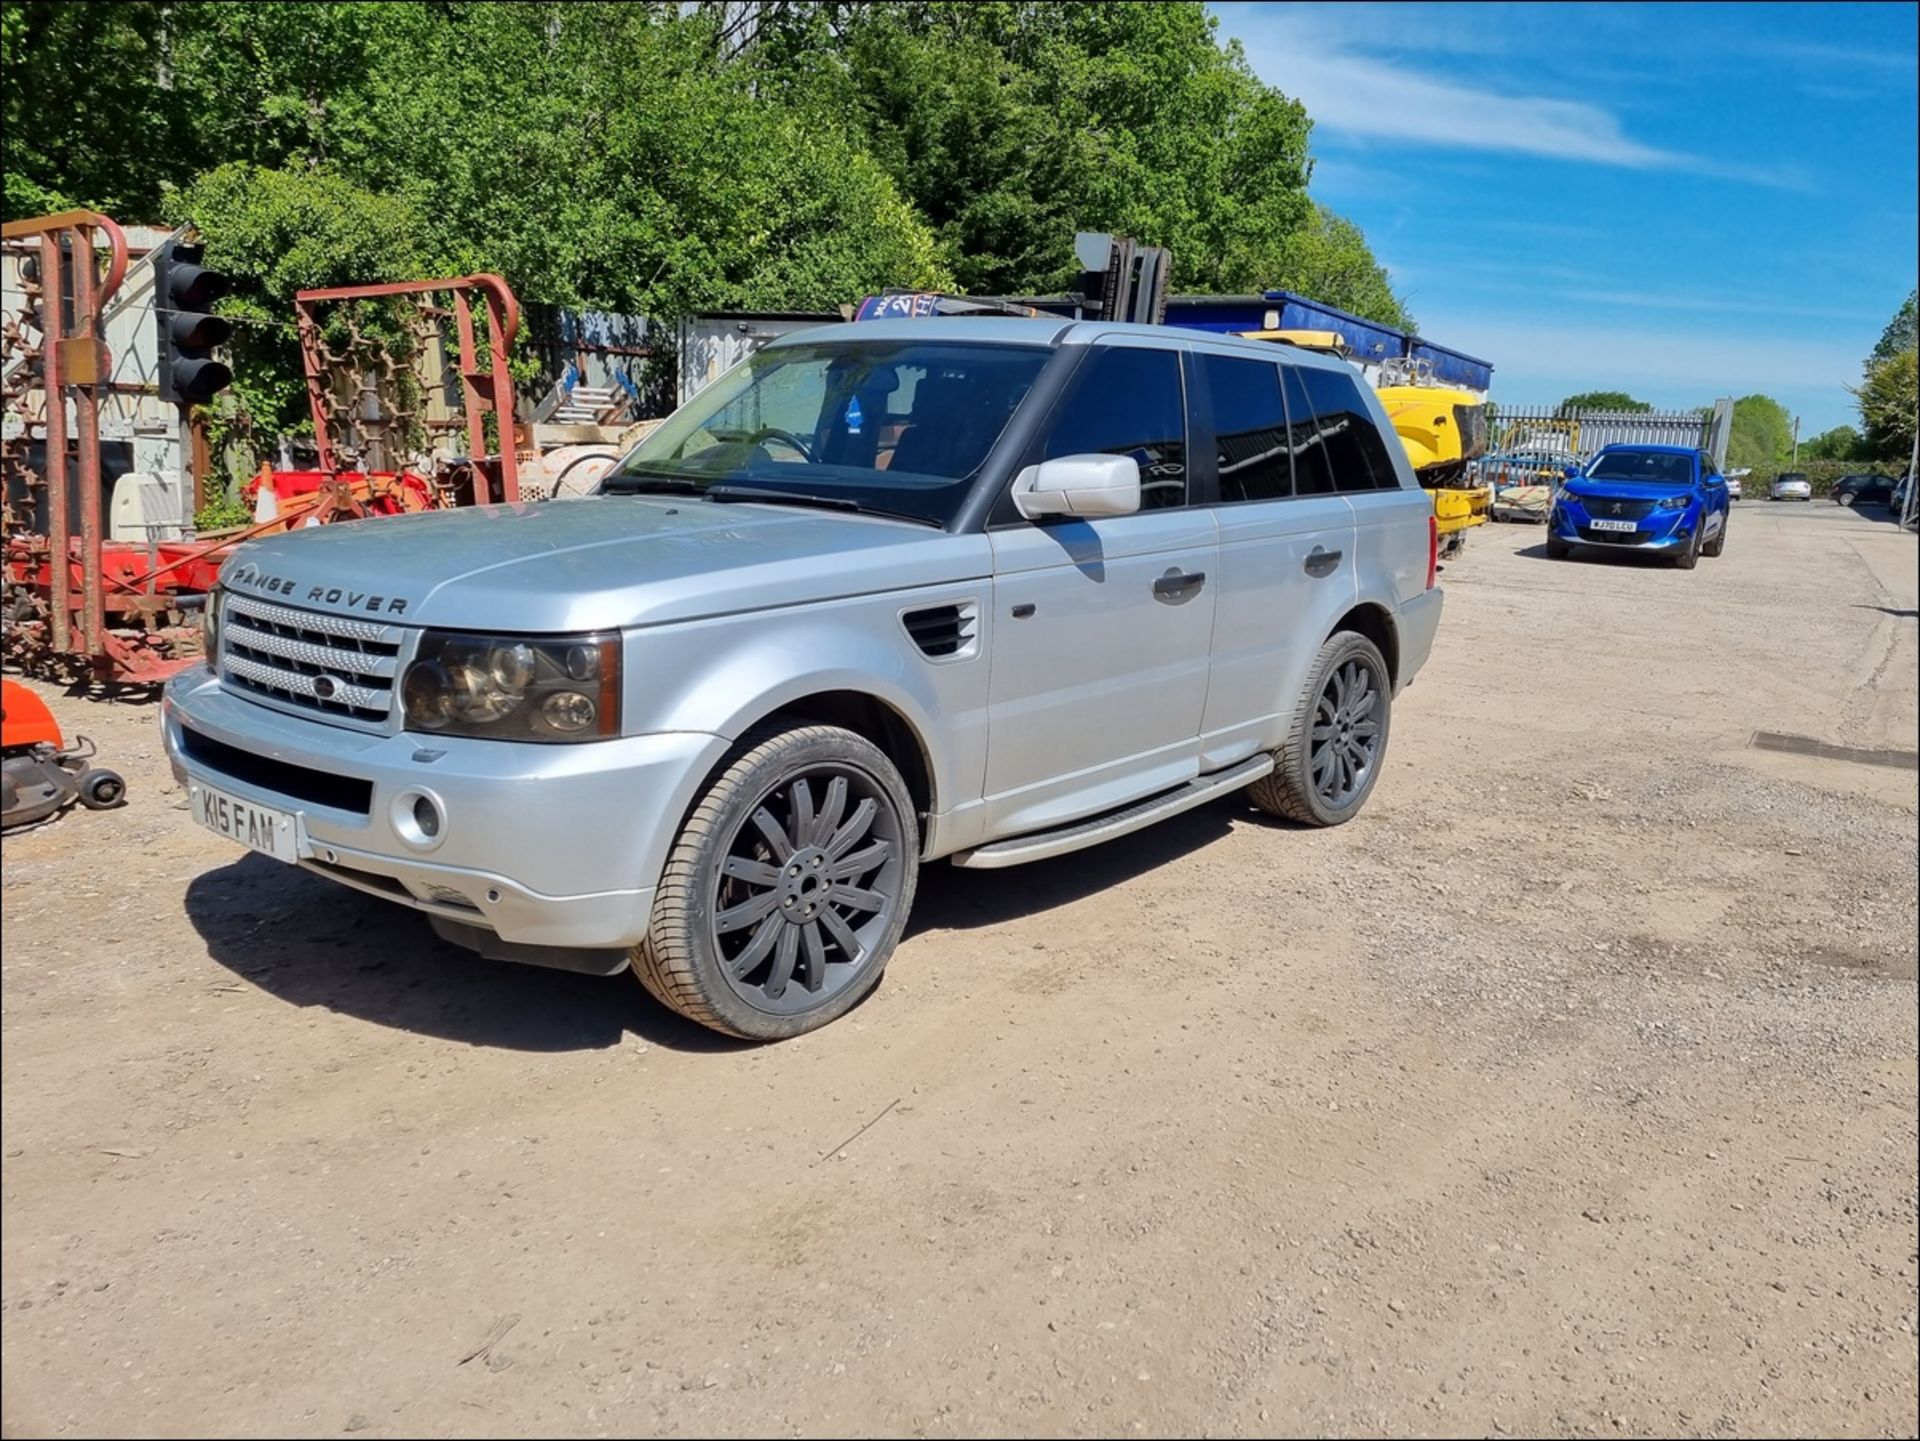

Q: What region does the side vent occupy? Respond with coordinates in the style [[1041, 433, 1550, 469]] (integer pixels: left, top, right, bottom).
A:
[[902, 600, 980, 661]]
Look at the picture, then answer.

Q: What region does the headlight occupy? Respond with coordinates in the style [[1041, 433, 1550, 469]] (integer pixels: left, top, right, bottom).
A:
[[1658, 495, 1690, 511], [201, 586, 223, 660], [401, 631, 620, 742]]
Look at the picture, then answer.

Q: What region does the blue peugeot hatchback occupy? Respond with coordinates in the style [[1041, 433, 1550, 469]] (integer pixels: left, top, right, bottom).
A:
[[1547, 445, 1730, 569]]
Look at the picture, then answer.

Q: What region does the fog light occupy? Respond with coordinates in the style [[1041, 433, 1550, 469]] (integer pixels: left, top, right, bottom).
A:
[[391, 787, 447, 851]]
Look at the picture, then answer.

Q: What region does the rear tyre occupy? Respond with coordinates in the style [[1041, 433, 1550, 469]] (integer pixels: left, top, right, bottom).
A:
[[1247, 631, 1392, 828], [632, 723, 918, 1040], [1835, 491, 1855, 507], [1702, 515, 1727, 558]]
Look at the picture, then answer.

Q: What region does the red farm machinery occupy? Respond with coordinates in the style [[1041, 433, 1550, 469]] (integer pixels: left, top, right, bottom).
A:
[[2, 207, 525, 684]]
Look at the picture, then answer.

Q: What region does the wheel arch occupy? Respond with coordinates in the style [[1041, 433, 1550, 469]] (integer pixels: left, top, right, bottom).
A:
[[744, 688, 937, 825], [1330, 601, 1400, 691]]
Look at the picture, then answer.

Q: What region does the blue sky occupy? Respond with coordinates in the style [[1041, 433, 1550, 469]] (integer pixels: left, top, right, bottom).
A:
[[1215, 1, 1919, 432]]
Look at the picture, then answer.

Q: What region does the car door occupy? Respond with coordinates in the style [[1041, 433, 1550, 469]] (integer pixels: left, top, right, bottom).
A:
[[983, 341, 1218, 838], [1192, 350, 1357, 770]]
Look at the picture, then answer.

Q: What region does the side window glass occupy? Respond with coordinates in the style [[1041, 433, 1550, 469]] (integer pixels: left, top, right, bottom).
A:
[[1201, 354, 1291, 502], [1281, 366, 1338, 496], [1297, 366, 1401, 492], [1041, 347, 1187, 510]]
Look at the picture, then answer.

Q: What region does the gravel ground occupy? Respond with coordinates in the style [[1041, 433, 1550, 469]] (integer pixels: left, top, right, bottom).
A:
[[2, 500, 1915, 1438]]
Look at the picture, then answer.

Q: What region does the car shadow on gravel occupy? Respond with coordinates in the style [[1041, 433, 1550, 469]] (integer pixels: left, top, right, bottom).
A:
[[909, 800, 1240, 934], [1516, 541, 1679, 568], [184, 855, 747, 1053]]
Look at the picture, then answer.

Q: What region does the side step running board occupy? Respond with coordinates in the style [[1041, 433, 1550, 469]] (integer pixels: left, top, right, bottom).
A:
[[950, 755, 1274, 870]]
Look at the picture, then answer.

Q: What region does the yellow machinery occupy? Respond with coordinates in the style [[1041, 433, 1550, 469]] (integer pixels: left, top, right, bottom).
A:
[[1244, 330, 1492, 557]]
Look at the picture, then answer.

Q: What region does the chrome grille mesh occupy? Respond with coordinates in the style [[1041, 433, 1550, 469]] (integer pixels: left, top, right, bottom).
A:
[[219, 593, 406, 727]]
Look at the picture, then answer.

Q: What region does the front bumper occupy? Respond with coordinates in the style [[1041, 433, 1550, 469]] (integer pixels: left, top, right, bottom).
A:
[[1549, 502, 1693, 549], [162, 667, 731, 951]]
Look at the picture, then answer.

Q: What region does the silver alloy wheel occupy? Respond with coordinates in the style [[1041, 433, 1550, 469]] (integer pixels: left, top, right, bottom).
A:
[[1310, 657, 1383, 806], [710, 763, 906, 1017]]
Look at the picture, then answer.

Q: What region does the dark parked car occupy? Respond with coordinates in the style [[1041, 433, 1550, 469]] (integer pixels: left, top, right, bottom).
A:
[[1831, 473, 1898, 507]]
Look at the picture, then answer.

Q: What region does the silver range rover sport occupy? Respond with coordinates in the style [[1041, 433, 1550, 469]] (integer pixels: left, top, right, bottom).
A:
[[165, 318, 1444, 1039]]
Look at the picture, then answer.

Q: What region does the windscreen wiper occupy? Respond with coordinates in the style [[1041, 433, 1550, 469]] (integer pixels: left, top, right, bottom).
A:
[[704, 486, 939, 527]]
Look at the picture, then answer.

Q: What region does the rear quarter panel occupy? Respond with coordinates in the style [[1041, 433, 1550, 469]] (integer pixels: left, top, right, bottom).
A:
[[1348, 385, 1436, 608]]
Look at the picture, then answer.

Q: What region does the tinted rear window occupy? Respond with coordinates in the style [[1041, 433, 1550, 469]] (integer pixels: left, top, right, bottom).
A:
[[1281, 367, 1337, 496], [1294, 366, 1402, 492], [1202, 354, 1291, 502]]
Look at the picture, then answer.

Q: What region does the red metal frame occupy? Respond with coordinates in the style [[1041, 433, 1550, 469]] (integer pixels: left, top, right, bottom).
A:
[[2, 233, 529, 684], [294, 275, 521, 503], [2, 210, 129, 666]]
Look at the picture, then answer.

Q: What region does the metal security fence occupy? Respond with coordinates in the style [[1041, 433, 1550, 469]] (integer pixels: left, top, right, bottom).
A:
[[1482, 401, 1731, 470]]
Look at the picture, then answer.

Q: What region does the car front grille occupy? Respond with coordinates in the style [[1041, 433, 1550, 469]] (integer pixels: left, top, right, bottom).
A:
[[1577, 497, 1658, 521], [219, 594, 405, 728]]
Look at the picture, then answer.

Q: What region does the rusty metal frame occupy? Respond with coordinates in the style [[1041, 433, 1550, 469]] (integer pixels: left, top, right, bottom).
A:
[[1, 210, 128, 662], [294, 275, 521, 503]]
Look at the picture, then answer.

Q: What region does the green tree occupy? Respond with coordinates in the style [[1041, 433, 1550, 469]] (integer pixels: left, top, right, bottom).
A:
[[1557, 391, 1652, 413], [1855, 350, 1917, 462], [1871, 288, 1917, 364], [1801, 423, 1864, 461], [7, 0, 1417, 443], [753, 2, 1409, 323], [1725, 394, 1795, 469], [166, 162, 437, 453], [1, 1, 183, 218], [1267, 205, 1411, 330]]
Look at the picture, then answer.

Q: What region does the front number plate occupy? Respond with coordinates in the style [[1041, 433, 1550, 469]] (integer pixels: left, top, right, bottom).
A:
[[1588, 518, 1639, 533], [190, 782, 300, 864]]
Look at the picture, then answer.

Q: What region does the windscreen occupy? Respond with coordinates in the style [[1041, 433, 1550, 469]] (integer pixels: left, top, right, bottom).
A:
[[1585, 451, 1694, 484], [604, 339, 1050, 526]]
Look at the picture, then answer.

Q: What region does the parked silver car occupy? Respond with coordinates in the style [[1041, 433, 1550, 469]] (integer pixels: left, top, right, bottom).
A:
[[164, 319, 1443, 1037], [1770, 471, 1813, 501]]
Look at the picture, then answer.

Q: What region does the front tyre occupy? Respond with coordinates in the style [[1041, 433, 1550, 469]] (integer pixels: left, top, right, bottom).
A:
[[1247, 631, 1392, 828], [1703, 513, 1727, 558], [1673, 524, 1701, 570], [633, 724, 918, 1040]]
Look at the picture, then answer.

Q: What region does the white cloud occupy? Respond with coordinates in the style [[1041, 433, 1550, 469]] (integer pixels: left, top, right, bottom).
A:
[[1228, 9, 1803, 188]]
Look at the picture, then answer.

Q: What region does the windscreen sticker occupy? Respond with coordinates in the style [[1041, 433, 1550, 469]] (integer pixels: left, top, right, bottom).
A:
[[844, 396, 864, 434]]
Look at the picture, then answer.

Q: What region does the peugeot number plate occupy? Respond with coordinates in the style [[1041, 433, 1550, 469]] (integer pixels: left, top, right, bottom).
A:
[[190, 782, 301, 864], [1588, 518, 1638, 533]]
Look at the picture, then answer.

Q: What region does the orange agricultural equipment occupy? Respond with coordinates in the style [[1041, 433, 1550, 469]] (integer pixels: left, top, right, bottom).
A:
[[1, 678, 126, 829]]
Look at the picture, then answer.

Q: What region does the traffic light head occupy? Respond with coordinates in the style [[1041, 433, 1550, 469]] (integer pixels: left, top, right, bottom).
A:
[[155, 239, 234, 406]]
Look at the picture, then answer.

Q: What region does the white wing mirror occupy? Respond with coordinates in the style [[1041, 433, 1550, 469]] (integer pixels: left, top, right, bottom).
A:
[[1010, 453, 1141, 520]]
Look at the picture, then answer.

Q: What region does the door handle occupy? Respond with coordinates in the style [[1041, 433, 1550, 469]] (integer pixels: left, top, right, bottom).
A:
[[1153, 570, 1206, 598], [1303, 547, 1343, 576]]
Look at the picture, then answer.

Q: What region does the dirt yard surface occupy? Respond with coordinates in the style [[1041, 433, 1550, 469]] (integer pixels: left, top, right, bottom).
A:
[[4, 502, 1916, 1439]]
